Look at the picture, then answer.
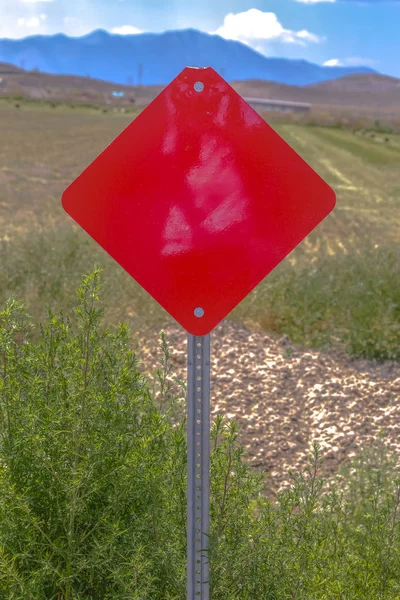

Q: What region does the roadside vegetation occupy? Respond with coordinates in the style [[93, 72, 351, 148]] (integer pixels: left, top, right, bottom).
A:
[[1, 272, 400, 599]]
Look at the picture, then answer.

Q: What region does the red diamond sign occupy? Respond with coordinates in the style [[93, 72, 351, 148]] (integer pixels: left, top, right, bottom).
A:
[[62, 67, 335, 335]]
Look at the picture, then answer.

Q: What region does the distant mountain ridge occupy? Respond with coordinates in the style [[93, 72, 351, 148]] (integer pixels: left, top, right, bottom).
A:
[[1, 61, 398, 112], [0, 28, 376, 87]]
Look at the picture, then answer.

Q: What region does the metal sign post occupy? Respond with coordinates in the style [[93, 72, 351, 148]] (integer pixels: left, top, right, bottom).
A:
[[187, 334, 211, 599]]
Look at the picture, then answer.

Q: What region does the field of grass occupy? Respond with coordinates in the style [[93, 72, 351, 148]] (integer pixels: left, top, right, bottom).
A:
[[0, 100, 399, 359]]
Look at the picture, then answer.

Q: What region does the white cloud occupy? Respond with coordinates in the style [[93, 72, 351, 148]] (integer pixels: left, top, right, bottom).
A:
[[17, 17, 42, 28], [211, 9, 323, 49], [20, 0, 53, 3], [324, 58, 341, 66], [324, 57, 377, 67], [111, 25, 143, 35], [296, 29, 322, 43]]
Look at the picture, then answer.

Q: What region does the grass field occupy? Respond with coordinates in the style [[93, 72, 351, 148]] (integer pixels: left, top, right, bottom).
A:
[[0, 100, 399, 359]]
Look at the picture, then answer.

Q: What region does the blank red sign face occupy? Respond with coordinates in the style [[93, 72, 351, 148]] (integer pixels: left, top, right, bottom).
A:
[[62, 67, 335, 335]]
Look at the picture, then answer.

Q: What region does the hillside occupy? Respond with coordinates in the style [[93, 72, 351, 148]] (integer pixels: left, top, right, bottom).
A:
[[0, 62, 23, 74], [308, 73, 400, 108], [0, 28, 375, 87], [232, 73, 400, 110], [0, 62, 137, 104]]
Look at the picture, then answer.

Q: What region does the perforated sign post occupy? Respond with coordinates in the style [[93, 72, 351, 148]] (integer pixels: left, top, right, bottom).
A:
[[62, 66, 335, 599]]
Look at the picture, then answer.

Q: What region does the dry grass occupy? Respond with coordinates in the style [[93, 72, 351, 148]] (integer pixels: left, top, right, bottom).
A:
[[263, 107, 400, 132]]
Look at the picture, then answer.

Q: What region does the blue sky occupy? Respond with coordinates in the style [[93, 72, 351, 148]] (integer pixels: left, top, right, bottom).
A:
[[1, 0, 399, 77]]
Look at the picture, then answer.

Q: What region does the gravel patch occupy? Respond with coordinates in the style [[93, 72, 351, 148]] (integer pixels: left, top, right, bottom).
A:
[[136, 320, 400, 491]]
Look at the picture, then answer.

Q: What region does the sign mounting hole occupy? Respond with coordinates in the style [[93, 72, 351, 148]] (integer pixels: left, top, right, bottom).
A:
[[194, 82, 204, 92], [194, 307, 204, 318]]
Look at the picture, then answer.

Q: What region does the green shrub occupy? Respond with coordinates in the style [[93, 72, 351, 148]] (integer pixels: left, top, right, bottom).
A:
[[210, 442, 400, 599], [0, 271, 188, 599], [1, 272, 400, 599]]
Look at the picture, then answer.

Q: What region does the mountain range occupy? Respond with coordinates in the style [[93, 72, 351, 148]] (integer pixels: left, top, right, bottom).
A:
[[0, 29, 376, 87]]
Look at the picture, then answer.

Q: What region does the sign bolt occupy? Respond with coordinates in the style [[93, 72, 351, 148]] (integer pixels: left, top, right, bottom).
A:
[[194, 82, 204, 92], [194, 307, 205, 318]]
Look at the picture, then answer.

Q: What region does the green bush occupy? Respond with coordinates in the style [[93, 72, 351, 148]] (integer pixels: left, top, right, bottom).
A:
[[1, 272, 400, 599], [211, 441, 400, 599], [0, 271, 188, 599]]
